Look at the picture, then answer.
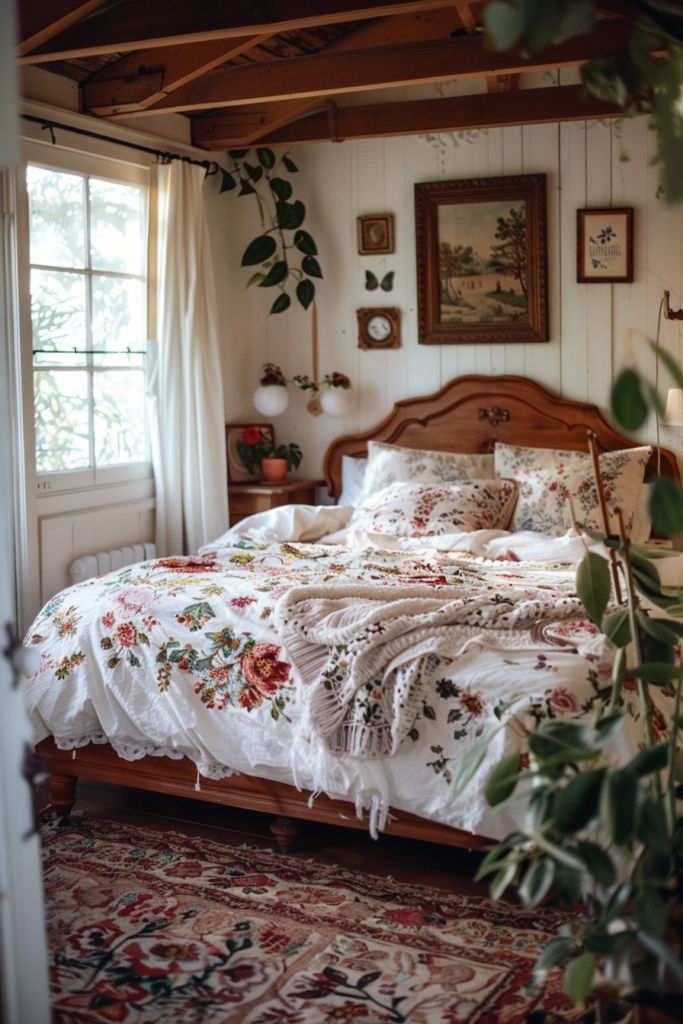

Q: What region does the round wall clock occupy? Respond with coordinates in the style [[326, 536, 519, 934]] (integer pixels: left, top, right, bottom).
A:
[[356, 307, 401, 350]]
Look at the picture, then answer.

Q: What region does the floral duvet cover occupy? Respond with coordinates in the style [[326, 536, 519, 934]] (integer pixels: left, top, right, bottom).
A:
[[24, 530, 674, 839]]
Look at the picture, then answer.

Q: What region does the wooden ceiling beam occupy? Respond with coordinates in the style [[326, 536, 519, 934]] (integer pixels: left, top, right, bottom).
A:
[[18, 0, 108, 56], [19, 0, 457, 63], [192, 83, 622, 149], [99, 6, 462, 124], [134, 17, 629, 116], [453, 0, 477, 32], [81, 35, 271, 114]]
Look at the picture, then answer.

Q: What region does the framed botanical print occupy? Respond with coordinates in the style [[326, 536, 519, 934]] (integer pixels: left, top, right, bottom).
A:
[[415, 174, 548, 344], [577, 208, 633, 283], [225, 423, 274, 483]]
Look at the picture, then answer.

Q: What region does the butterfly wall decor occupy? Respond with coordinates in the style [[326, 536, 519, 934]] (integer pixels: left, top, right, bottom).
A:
[[365, 270, 394, 292]]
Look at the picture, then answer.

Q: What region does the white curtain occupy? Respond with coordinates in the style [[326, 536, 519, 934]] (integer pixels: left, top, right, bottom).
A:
[[151, 161, 228, 555]]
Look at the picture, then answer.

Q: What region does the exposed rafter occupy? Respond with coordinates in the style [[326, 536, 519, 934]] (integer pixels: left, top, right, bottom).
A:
[[19, 0, 458, 63], [18, 0, 108, 56], [191, 83, 622, 149], [83, 7, 462, 119], [122, 18, 629, 117]]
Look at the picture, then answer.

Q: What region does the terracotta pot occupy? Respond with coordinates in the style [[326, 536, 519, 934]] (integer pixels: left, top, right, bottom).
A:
[[261, 457, 288, 485]]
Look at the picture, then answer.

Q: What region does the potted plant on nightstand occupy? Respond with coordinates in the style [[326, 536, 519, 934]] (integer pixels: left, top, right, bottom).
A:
[[236, 426, 303, 485]]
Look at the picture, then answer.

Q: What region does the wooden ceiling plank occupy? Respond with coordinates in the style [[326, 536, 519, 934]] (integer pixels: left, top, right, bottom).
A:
[[133, 18, 630, 116], [453, 1, 477, 32], [18, 0, 108, 56], [192, 83, 622, 148], [19, 0, 457, 63], [82, 35, 272, 113]]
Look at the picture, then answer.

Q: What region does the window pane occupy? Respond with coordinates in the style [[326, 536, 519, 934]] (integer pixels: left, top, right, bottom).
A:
[[89, 179, 144, 274], [94, 371, 147, 466], [31, 269, 87, 366], [34, 370, 90, 472], [27, 165, 85, 269], [91, 274, 145, 366]]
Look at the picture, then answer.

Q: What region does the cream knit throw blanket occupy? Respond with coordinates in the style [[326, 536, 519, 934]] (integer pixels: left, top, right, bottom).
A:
[[275, 582, 585, 758]]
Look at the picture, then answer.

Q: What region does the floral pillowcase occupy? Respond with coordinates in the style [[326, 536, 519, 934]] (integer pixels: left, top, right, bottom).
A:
[[349, 479, 518, 537], [494, 442, 652, 536], [358, 440, 495, 506]]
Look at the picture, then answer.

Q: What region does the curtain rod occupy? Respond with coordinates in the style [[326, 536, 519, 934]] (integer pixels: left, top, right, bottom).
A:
[[21, 114, 220, 174]]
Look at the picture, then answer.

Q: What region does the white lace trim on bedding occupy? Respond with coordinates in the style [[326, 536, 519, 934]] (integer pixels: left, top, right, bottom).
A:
[[50, 733, 241, 782]]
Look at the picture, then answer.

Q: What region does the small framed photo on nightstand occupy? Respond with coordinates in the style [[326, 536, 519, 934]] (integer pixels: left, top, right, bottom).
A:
[[225, 423, 274, 482]]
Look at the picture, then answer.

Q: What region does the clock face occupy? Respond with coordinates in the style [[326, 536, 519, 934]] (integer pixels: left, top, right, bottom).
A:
[[367, 314, 392, 341]]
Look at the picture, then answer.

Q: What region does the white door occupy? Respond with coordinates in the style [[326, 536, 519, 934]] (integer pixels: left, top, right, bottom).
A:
[[0, 4, 51, 1022]]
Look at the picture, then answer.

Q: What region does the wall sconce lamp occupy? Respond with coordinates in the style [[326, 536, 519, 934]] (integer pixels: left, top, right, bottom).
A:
[[253, 303, 353, 419]]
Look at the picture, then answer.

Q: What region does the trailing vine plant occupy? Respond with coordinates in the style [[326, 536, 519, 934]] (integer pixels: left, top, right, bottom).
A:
[[219, 147, 322, 314]]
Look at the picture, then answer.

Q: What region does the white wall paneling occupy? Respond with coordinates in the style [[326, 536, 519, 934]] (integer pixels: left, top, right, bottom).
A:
[[220, 114, 683, 481]]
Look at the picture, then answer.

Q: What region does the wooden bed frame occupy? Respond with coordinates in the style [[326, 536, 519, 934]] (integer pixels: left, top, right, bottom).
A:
[[38, 374, 681, 851]]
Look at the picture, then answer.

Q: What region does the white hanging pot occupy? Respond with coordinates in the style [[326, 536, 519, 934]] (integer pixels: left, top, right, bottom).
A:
[[253, 384, 289, 417], [320, 386, 353, 418]]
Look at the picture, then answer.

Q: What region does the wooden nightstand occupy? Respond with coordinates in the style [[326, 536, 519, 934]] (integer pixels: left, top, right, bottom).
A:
[[228, 480, 322, 526]]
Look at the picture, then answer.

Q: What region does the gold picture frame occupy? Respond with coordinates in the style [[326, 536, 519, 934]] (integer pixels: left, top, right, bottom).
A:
[[357, 213, 395, 255], [415, 174, 548, 345]]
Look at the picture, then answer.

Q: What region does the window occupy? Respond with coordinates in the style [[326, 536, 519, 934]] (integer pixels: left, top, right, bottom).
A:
[[27, 162, 148, 477]]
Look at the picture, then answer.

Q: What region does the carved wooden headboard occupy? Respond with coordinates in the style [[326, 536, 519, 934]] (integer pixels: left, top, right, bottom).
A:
[[323, 375, 680, 497]]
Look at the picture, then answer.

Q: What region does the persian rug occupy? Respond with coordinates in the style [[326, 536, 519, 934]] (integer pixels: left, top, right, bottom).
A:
[[42, 813, 576, 1024]]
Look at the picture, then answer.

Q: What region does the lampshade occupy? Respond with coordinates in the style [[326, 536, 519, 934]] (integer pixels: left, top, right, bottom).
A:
[[320, 386, 353, 418], [665, 387, 683, 426], [253, 383, 289, 417]]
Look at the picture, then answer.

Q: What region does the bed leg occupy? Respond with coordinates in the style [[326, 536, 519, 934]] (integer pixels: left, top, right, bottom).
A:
[[270, 816, 302, 853], [49, 773, 78, 818]]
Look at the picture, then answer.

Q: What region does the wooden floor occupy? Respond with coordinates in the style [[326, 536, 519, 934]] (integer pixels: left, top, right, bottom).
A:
[[51, 779, 489, 897]]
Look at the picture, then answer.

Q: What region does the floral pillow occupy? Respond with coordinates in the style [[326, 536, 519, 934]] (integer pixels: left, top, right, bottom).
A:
[[358, 440, 496, 505], [349, 479, 518, 537], [494, 442, 652, 536]]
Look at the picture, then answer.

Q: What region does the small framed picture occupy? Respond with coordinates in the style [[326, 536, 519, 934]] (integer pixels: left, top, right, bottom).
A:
[[357, 213, 395, 255], [577, 208, 633, 283], [226, 423, 274, 483]]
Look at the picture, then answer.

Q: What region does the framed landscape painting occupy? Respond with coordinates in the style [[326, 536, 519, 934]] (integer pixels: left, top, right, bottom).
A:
[[415, 174, 548, 344]]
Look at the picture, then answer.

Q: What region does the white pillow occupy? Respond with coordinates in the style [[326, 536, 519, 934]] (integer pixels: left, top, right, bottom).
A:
[[338, 455, 368, 506], [358, 440, 496, 505], [349, 479, 518, 537], [630, 483, 652, 544], [494, 442, 652, 536]]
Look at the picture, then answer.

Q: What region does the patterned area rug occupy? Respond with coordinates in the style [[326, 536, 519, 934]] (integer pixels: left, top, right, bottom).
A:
[[42, 813, 575, 1023]]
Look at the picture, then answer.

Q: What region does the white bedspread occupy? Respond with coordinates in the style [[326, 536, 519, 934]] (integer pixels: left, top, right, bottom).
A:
[[24, 506, 680, 839]]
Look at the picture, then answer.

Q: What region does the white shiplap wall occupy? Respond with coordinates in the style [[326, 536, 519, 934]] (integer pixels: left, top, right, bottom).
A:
[[219, 114, 683, 481]]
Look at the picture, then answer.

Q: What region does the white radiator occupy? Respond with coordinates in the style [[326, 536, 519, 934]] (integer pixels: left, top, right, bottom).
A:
[[70, 543, 157, 585]]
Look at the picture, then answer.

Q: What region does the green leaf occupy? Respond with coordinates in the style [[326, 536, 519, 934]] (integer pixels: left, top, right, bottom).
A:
[[554, 768, 605, 834], [576, 840, 616, 887], [451, 724, 504, 798], [241, 234, 277, 266], [276, 199, 306, 230], [630, 662, 680, 683], [302, 254, 322, 278], [636, 890, 668, 938], [601, 608, 631, 647], [296, 278, 315, 310], [269, 177, 293, 201], [535, 936, 575, 974], [484, 0, 524, 50], [529, 721, 601, 765], [219, 170, 236, 192], [485, 753, 521, 806], [243, 162, 263, 182], [637, 931, 683, 986], [650, 476, 683, 536], [636, 609, 680, 646], [611, 368, 650, 431], [238, 178, 256, 196], [594, 713, 625, 743], [365, 270, 379, 290], [650, 341, 683, 391], [490, 859, 518, 901], [228, 149, 248, 159], [519, 857, 555, 908], [380, 271, 394, 292], [258, 260, 288, 288], [601, 769, 638, 845], [283, 155, 298, 173], [576, 552, 611, 626], [270, 293, 291, 315], [564, 951, 597, 1004], [629, 743, 669, 777], [246, 272, 265, 288], [256, 147, 275, 169], [294, 229, 317, 255]]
